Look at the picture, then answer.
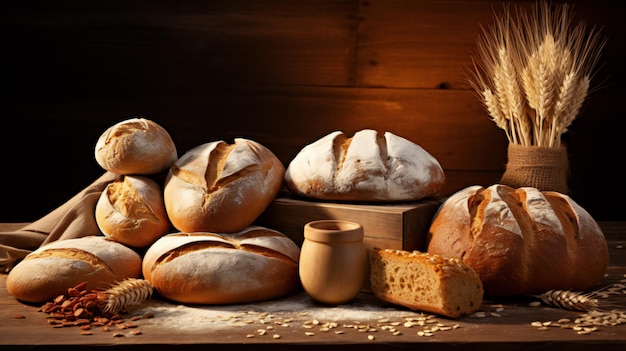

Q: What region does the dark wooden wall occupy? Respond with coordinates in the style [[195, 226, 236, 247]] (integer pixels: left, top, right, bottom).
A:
[[1, 0, 624, 222]]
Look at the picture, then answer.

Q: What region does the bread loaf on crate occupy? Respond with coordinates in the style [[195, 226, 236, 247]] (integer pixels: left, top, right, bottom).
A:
[[285, 129, 445, 202]]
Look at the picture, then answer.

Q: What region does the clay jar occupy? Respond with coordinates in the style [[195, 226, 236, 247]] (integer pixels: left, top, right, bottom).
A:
[[299, 220, 367, 305]]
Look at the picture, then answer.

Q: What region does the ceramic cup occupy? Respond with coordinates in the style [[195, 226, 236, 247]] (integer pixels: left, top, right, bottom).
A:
[[298, 220, 367, 305]]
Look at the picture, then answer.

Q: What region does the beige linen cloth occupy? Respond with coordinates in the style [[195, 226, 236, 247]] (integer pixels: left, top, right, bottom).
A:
[[0, 172, 120, 272]]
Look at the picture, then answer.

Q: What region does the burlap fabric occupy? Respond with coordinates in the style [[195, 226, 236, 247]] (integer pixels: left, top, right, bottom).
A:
[[500, 143, 569, 194], [0, 172, 121, 272]]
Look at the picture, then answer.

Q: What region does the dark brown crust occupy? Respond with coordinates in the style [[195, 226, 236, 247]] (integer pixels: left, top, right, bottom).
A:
[[427, 185, 609, 297]]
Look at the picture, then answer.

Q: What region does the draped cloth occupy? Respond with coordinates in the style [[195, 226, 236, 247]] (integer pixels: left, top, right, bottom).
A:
[[0, 172, 120, 272]]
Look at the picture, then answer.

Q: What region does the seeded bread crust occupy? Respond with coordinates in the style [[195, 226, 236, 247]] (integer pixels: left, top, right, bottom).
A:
[[369, 248, 483, 318]]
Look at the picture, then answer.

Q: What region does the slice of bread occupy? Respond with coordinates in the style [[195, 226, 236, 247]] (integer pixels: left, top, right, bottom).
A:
[[369, 248, 484, 318]]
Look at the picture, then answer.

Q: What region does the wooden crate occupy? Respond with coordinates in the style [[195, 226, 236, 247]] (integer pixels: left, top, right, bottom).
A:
[[254, 196, 442, 251]]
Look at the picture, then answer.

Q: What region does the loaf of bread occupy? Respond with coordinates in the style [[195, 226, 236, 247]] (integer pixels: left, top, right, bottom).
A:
[[142, 226, 300, 304], [6, 236, 142, 303], [284, 129, 445, 202], [95, 175, 171, 248], [163, 138, 285, 233], [95, 118, 178, 175], [427, 184, 609, 297], [369, 248, 483, 318]]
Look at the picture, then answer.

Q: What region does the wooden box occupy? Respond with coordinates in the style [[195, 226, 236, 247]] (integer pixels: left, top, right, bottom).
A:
[[254, 196, 442, 251]]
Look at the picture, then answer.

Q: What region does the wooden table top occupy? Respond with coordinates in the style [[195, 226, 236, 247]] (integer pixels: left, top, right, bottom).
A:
[[2, 222, 626, 351]]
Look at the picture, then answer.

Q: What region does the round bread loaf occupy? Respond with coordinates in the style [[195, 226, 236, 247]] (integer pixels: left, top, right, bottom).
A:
[[95, 175, 171, 248], [163, 138, 285, 233], [284, 129, 445, 202], [426, 184, 609, 297], [95, 118, 178, 175], [142, 226, 300, 304], [6, 236, 142, 303]]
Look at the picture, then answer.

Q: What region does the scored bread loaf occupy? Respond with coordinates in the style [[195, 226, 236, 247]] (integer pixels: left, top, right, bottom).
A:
[[142, 226, 300, 304], [6, 236, 142, 303], [163, 138, 285, 233], [427, 184, 609, 297], [95, 118, 178, 175], [369, 248, 483, 318], [95, 175, 171, 248], [284, 129, 445, 202]]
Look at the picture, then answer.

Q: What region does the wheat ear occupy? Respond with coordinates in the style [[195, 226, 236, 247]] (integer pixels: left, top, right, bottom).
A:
[[101, 278, 154, 314], [535, 283, 626, 312]]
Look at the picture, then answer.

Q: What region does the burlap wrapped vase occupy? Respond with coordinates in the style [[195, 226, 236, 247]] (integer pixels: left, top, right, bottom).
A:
[[500, 143, 569, 194]]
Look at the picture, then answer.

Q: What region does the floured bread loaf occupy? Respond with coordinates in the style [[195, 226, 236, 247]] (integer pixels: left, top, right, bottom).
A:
[[369, 248, 483, 318], [164, 138, 284, 233], [6, 236, 142, 303], [95, 118, 178, 175], [142, 226, 300, 304], [95, 175, 171, 248], [427, 184, 609, 297], [284, 129, 445, 202]]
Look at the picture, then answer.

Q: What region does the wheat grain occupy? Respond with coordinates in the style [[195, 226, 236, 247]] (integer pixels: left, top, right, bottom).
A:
[[102, 278, 154, 314], [467, 1, 605, 148]]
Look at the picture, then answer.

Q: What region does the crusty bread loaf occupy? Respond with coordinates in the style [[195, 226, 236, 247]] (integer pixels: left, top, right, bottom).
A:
[[142, 226, 300, 304], [163, 138, 285, 233], [369, 248, 483, 318], [284, 129, 445, 202], [95, 175, 171, 248], [95, 118, 178, 175], [6, 236, 142, 303], [427, 184, 609, 297]]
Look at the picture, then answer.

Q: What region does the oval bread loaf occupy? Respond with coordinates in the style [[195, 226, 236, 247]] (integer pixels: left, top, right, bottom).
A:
[[95, 175, 171, 248], [142, 226, 300, 304], [163, 138, 285, 233], [426, 184, 609, 297], [284, 129, 445, 202], [6, 236, 142, 303], [95, 118, 178, 175]]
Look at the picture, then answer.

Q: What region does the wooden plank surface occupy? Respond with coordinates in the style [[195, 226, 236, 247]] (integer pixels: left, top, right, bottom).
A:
[[0, 0, 623, 224], [1, 222, 625, 350]]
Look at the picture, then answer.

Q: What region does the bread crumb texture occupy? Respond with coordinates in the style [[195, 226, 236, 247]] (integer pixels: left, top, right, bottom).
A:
[[369, 248, 483, 318]]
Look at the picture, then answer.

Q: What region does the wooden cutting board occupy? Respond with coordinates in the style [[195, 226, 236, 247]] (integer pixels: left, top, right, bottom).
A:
[[255, 196, 442, 251]]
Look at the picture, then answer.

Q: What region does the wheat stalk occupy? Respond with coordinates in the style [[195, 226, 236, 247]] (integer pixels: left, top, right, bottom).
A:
[[101, 278, 154, 314], [467, 1, 605, 148], [535, 283, 626, 312]]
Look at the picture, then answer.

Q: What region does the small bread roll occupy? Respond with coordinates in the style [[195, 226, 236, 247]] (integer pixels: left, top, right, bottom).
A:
[[369, 248, 483, 318], [427, 184, 609, 297], [164, 138, 285, 233], [6, 236, 142, 303], [285, 129, 445, 202], [142, 226, 300, 304], [95, 118, 177, 175], [95, 175, 171, 248]]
